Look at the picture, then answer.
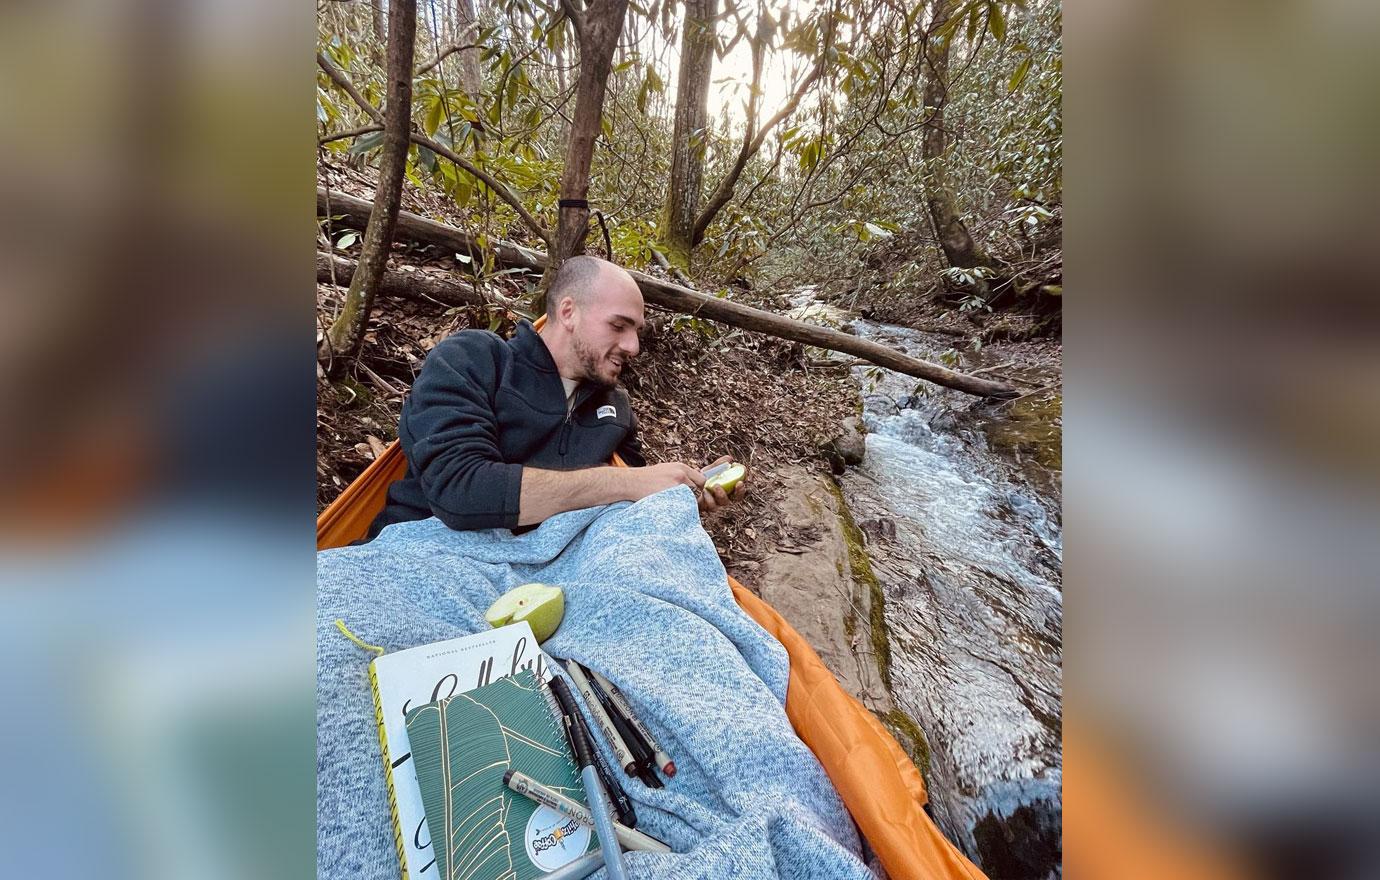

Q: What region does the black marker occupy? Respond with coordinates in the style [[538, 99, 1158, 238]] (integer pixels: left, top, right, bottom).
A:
[[579, 662, 662, 789], [547, 669, 637, 827], [587, 666, 676, 778], [573, 696, 640, 825], [549, 677, 629, 880], [565, 662, 639, 775]]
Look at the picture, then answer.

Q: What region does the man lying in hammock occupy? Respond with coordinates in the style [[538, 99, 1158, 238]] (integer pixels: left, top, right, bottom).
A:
[[366, 255, 745, 540]]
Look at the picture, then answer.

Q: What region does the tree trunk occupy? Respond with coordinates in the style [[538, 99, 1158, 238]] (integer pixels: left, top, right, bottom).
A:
[[548, 0, 630, 294], [454, 0, 483, 101], [318, 252, 486, 307], [318, 187, 1018, 398], [371, 0, 388, 67], [922, 0, 993, 270], [660, 0, 718, 270], [321, 0, 416, 376]]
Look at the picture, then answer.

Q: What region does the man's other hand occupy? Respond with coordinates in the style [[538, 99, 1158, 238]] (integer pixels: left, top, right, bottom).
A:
[[629, 462, 705, 501], [698, 455, 747, 514]]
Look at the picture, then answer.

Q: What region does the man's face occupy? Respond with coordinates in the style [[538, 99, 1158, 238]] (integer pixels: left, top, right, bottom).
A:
[[567, 272, 645, 387]]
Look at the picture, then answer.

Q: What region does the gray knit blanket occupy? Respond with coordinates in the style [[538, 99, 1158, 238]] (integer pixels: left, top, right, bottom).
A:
[[317, 486, 875, 879]]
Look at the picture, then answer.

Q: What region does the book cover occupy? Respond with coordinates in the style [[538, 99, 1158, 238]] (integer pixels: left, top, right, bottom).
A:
[[369, 624, 553, 879], [404, 670, 598, 880]]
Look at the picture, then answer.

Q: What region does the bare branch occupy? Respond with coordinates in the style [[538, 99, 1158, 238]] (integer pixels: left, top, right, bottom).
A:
[[316, 51, 383, 125], [417, 42, 480, 76], [692, 36, 829, 245], [315, 49, 552, 250], [318, 124, 383, 146]]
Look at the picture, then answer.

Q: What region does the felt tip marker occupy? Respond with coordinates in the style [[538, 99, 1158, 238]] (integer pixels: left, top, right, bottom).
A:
[[565, 662, 639, 776], [578, 663, 659, 786], [503, 770, 671, 853], [548, 676, 629, 880], [586, 666, 676, 778], [543, 675, 637, 827]]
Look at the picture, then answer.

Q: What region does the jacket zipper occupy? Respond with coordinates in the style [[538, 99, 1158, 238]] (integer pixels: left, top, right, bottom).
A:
[[559, 387, 590, 458]]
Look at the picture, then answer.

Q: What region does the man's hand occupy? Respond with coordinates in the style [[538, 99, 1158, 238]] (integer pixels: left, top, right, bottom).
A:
[[698, 455, 747, 514], [628, 462, 705, 501]]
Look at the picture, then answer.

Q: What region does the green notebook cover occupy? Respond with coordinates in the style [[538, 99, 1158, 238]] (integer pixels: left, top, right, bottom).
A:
[[403, 669, 599, 880]]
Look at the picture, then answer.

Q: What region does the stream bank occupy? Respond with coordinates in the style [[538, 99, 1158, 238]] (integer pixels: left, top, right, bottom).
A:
[[753, 295, 1062, 879]]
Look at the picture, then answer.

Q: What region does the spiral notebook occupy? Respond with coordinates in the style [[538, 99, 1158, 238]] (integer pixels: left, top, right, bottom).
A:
[[367, 623, 551, 879], [404, 669, 599, 880]]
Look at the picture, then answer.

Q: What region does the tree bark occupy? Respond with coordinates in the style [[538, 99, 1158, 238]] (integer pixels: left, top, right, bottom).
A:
[[321, 0, 416, 376], [371, 0, 388, 67], [319, 187, 1018, 398], [318, 187, 547, 270], [318, 252, 485, 307], [661, 0, 719, 270], [922, 0, 993, 270], [549, 0, 630, 287], [453, 0, 483, 100]]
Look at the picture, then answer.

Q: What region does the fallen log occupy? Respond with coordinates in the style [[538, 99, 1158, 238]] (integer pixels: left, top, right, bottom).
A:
[[317, 251, 483, 308], [319, 188, 544, 271], [317, 186, 1018, 398]]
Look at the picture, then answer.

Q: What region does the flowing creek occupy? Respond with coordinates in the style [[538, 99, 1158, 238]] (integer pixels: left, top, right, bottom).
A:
[[795, 297, 1063, 878]]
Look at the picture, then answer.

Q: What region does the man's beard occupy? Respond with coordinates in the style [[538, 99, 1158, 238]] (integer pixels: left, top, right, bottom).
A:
[[572, 333, 617, 387]]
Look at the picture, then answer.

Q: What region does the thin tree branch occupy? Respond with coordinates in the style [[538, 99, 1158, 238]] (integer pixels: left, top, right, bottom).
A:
[[409, 132, 553, 251], [318, 124, 383, 146], [315, 50, 552, 250], [316, 51, 383, 125], [558, 0, 587, 43], [691, 35, 830, 245], [417, 42, 479, 75]]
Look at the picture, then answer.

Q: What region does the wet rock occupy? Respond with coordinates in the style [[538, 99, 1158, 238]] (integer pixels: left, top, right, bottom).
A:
[[822, 417, 867, 473], [859, 517, 896, 545], [756, 466, 891, 712], [927, 411, 960, 433], [840, 315, 1063, 879]]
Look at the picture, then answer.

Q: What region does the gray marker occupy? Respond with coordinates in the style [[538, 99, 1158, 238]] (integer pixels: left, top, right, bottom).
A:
[[549, 677, 629, 880], [566, 662, 638, 775], [503, 770, 671, 853], [537, 851, 604, 880]]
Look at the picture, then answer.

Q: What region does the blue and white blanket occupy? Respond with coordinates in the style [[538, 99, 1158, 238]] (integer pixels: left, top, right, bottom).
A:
[[317, 486, 876, 879]]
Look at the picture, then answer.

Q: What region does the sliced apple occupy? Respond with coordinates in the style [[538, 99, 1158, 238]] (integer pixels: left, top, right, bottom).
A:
[[703, 462, 746, 494], [485, 583, 565, 643]]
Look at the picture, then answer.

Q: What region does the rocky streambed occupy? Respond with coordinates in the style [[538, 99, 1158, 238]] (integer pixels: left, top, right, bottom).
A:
[[759, 298, 1062, 879]]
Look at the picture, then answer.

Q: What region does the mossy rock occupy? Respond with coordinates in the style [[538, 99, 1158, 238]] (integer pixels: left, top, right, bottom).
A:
[[825, 479, 892, 694], [877, 707, 932, 782], [983, 392, 1062, 470], [331, 376, 374, 410]]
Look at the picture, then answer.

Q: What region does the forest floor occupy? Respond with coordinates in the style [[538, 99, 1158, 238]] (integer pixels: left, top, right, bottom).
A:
[[316, 162, 1061, 584]]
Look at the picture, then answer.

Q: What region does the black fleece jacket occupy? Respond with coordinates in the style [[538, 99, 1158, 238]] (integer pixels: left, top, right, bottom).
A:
[[368, 320, 645, 537]]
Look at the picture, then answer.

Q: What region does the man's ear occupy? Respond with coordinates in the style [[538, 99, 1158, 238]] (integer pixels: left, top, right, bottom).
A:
[[559, 295, 577, 330]]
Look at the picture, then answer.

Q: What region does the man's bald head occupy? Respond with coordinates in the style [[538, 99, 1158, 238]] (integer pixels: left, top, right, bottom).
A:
[[545, 255, 632, 317], [540, 256, 645, 387]]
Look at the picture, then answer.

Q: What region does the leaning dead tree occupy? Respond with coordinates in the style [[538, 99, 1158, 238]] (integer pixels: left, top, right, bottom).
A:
[[318, 187, 1018, 398], [320, 0, 416, 376]]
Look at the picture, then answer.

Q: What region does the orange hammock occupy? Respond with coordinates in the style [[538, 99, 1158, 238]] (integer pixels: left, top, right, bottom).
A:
[[317, 322, 987, 880]]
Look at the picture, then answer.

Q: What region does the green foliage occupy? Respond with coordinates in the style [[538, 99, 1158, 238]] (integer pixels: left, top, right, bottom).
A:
[[315, 0, 1060, 290]]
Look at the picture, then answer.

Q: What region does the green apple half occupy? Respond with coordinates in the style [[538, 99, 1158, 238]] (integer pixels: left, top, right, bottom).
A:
[[485, 583, 565, 643], [703, 462, 746, 494]]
